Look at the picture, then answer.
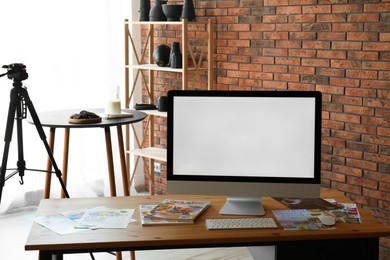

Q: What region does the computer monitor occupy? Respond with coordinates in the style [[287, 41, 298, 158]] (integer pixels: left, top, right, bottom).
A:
[[167, 90, 322, 216]]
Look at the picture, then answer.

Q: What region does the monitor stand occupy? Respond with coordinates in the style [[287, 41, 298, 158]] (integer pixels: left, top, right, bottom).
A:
[[219, 196, 265, 216]]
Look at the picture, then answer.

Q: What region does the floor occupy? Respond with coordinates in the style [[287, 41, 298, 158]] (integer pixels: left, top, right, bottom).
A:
[[0, 206, 275, 260]]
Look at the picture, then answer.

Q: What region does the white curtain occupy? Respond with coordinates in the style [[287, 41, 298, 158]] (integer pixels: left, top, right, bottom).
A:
[[0, 0, 133, 213]]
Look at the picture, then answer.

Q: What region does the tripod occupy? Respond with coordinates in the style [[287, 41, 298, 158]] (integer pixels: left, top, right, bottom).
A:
[[0, 63, 69, 205]]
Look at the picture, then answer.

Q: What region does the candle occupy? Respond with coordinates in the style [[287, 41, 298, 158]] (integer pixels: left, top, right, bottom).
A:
[[105, 100, 121, 115]]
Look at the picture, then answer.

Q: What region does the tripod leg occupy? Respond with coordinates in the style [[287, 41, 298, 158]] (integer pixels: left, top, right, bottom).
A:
[[15, 92, 26, 184], [0, 88, 18, 204], [21, 88, 70, 198]]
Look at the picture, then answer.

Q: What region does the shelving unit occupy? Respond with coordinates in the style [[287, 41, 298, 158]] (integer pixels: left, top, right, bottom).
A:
[[124, 18, 214, 194]]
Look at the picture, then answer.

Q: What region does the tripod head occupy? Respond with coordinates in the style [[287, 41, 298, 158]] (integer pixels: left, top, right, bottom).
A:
[[0, 63, 29, 84]]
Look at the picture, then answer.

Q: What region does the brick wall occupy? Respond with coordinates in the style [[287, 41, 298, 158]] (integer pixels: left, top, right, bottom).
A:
[[140, 0, 389, 257]]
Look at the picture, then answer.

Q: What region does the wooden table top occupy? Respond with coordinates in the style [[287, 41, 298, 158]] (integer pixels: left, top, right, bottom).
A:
[[25, 189, 390, 252], [28, 108, 147, 128]]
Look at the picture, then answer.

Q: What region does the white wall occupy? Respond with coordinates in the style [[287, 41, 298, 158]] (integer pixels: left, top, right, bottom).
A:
[[0, 0, 133, 213]]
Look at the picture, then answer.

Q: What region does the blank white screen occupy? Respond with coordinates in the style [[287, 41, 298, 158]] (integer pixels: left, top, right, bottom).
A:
[[173, 96, 316, 178]]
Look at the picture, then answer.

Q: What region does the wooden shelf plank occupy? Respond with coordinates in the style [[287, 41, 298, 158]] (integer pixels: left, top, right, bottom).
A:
[[138, 109, 167, 117], [128, 147, 167, 162], [128, 64, 183, 72]]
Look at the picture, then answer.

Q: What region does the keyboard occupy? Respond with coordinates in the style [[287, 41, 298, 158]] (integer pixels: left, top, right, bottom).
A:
[[205, 218, 278, 230]]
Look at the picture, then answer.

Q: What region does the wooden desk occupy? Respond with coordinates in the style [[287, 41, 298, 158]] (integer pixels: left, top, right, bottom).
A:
[[25, 189, 390, 260], [30, 108, 147, 198]]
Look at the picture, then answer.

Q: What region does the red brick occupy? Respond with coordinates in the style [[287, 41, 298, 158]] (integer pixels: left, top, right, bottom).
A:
[[330, 112, 361, 124], [239, 63, 262, 71], [228, 24, 250, 31], [251, 24, 276, 31], [216, 16, 238, 24], [378, 127, 390, 137], [322, 136, 346, 148], [274, 73, 300, 82], [218, 31, 239, 39], [363, 61, 390, 71], [230, 55, 251, 63], [289, 66, 315, 75], [347, 13, 379, 22], [206, 8, 227, 16], [348, 51, 379, 61], [264, 48, 288, 56], [263, 65, 288, 73], [303, 5, 331, 13], [348, 176, 378, 190], [276, 6, 301, 14], [318, 32, 346, 41], [275, 57, 300, 65], [322, 171, 346, 183], [290, 32, 316, 40], [330, 77, 359, 87], [362, 135, 390, 146], [317, 14, 346, 22], [264, 0, 288, 6], [302, 58, 330, 67], [333, 96, 363, 105], [275, 41, 300, 50], [289, 49, 316, 57], [322, 119, 345, 130], [226, 70, 249, 78], [252, 56, 275, 64], [346, 70, 377, 79], [376, 108, 390, 118], [347, 158, 377, 171], [331, 60, 362, 69], [332, 130, 360, 141], [365, 153, 390, 165], [248, 71, 273, 80], [217, 62, 239, 70], [333, 165, 362, 177], [334, 182, 362, 195], [302, 41, 330, 49], [364, 3, 390, 12], [363, 189, 390, 202], [332, 41, 362, 50], [287, 83, 315, 90], [365, 171, 390, 183], [334, 147, 363, 158], [217, 76, 238, 85], [318, 50, 346, 59], [348, 32, 378, 41], [363, 98, 390, 109], [227, 39, 250, 47], [364, 42, 390, 51], [217, 47, 238, 54], [333, 23, 363, 32], [316, 85, 344, 94], [262, 15, 288, 23], [227, 8, 251, 16], [380, 33, 390, 41], [275, 24, 301, 32], [238, 31, 262, 39], [344, 105, 375, 116], [333, 4, 363, 13], [262, 80, 287, 89], [289, 14, 316, 23], [345, 88, 377, 97], [316, 68, 345, 77]]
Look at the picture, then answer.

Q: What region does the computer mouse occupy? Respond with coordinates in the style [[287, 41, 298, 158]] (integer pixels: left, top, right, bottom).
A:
[[318, 215, 336, 226]]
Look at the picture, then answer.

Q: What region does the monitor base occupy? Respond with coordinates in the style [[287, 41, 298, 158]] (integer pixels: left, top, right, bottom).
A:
[[219, 196, 265, 216]]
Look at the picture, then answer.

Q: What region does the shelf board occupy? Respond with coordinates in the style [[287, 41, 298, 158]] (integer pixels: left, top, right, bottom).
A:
[[128, 147, 167, 162], [128, 64, 183, 73], [139, 109, 167, 117], [131, 21, 182, 25], [128, 20, 210, 25]]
